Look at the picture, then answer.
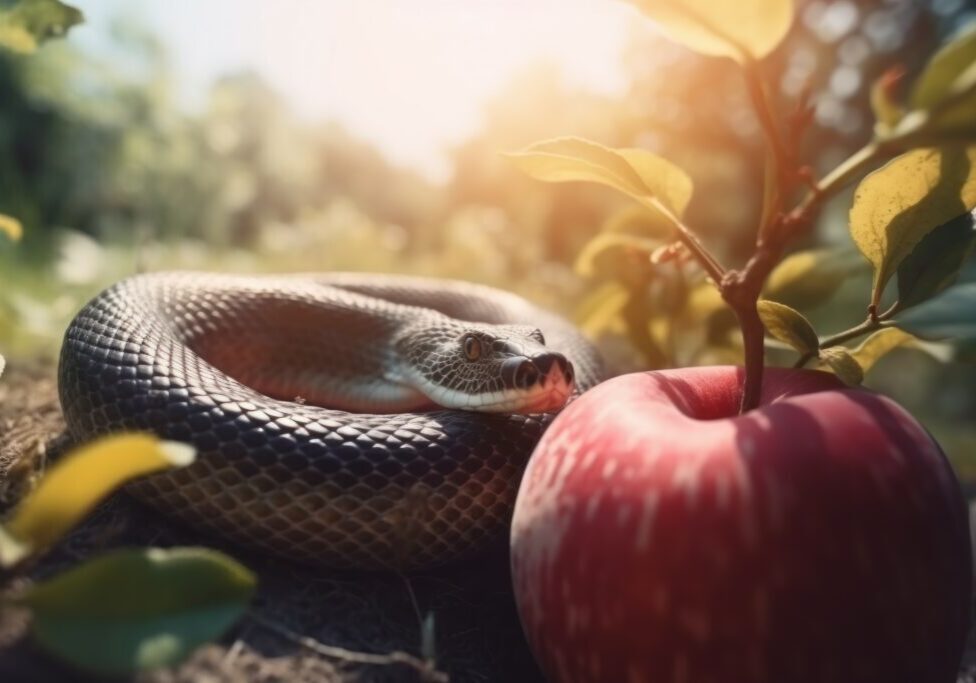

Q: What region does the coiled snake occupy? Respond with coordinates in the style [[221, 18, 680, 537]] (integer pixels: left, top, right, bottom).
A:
[[58, 272, 603, 569]]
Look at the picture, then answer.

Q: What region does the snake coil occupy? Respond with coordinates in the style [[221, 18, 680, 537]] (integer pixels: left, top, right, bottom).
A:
[[58, 272, 603, 569]]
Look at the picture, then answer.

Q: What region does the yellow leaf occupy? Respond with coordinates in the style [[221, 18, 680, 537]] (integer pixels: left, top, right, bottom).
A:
[[0, 0, 84, 54], [765, 248, 865, 311], [819, 347, 865, 386], [757, 299, 819, 354], [508, 136, 693, 217], [850, 147, 976, 306], [849, 328, 917, 375], [575, 281, 630, 338], [0, 434, 195, 567], [625, 0, 794, 62], [870, 68, 906, 135], [687, 282, 727, 319], [574, 233, 660, 279], [0, 213, 23, 241], [0, 23, 35, 53], [601, 203, 675, 239]]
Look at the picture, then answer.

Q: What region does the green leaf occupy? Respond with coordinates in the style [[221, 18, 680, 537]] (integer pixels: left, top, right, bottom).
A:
[[764, 248, 866, 311], [850, 147, 976, 306], [0, 0, 83, 54], [757, 299, 819, 354], [897, 209, 976, 309], [20, 547, 255, 676], [909, 24, 976, 134], [623, 0, 794, 63], [897, 282, 976, 342], [0, 434, 195, 566], [0, 213, 22, 241], [819, 347, 865, 386], [849, 328, 918, 374], [508, 136, 693, 217]]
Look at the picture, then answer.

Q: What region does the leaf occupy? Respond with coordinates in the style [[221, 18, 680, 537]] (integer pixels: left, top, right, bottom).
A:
[[897, 209, 976, 309], [20, 547, 255, 676], [870, 67, 906, 135], [819, 348, 864, 386], [624, 0, 794, 63], [508, 136, 693, 217], [0, 434, 195, 566], [897, 282, 976, 342], [601, 203, 675, 239], [909, 24, 976, 133], [0, 0, 83, 54], [574, 281, 630, 338], [574, 233, 660, 279], [849, 328, 918, 375], [850, 147, 976, 306], [0, 213, 23, 241], [757, 300, 819, 354], [764, 248, 866, 311]]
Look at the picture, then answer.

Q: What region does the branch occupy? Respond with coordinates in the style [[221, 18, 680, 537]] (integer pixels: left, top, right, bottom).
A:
[[650, 199, 727, 284], [793, 305, 899, 368]]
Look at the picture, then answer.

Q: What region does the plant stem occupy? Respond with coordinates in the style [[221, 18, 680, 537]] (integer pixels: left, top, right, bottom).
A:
[[652, 200, 726, 284], [793, 305, 898, 368], [795, 142, 884, 215]]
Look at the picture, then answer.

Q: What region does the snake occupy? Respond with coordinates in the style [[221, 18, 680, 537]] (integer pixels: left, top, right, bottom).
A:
[[57, 272, 604, 570]]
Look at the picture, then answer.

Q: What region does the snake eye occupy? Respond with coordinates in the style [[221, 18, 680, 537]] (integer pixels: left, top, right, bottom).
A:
[[462, 334, 482, 361]]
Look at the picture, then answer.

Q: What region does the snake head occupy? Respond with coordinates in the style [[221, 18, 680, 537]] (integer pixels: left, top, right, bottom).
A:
[[393, 322, 576, 414]]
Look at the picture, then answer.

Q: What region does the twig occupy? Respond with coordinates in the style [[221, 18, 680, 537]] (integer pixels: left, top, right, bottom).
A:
[[249, 613, 449, 683], [793, 305, 899, 368], [650, 199, 726, 284]]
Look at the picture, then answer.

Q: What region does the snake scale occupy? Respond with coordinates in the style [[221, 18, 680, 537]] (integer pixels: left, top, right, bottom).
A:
[[58, 272, 603, 569]]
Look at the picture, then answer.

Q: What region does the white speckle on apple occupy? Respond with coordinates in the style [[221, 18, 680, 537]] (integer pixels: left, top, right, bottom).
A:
[[635, 490, 660, 552], [671, 458, 703, 504], [584, 491, 603, 521], [580, 442, 602, 471], [601, 458, 618, 480]]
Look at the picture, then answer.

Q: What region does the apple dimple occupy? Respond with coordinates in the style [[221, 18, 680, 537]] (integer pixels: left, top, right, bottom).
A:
[[512, 366, 970, 683]]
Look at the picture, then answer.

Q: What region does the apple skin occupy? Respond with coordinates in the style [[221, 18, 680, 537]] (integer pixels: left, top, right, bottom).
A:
[[511, 366, 971, 683]]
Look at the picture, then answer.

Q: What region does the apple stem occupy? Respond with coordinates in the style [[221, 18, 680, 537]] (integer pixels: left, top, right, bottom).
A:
[[720, 244, 782, 413]]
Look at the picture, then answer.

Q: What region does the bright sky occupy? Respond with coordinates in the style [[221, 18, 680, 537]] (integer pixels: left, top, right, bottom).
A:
[[74, 0, 640, 182]]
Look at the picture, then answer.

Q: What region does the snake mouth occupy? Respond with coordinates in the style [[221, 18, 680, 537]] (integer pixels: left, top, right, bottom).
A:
[[423, 354, 576, 414]]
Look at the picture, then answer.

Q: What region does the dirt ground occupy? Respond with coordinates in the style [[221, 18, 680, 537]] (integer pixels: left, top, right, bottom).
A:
[[0, 361, 974, 683]]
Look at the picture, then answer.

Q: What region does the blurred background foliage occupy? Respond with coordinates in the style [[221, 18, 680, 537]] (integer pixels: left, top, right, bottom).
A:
[[1, 0, 975, 478]]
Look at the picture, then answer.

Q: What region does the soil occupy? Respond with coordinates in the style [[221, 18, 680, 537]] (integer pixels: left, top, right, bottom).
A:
[[0, 361, 974, 682]]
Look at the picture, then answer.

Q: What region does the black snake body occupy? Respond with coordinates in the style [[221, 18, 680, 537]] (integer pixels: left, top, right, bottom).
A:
[[58, 272, 603, 569]]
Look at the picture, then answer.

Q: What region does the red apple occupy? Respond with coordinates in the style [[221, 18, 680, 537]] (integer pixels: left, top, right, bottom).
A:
[[511, 366, 971, 683]]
